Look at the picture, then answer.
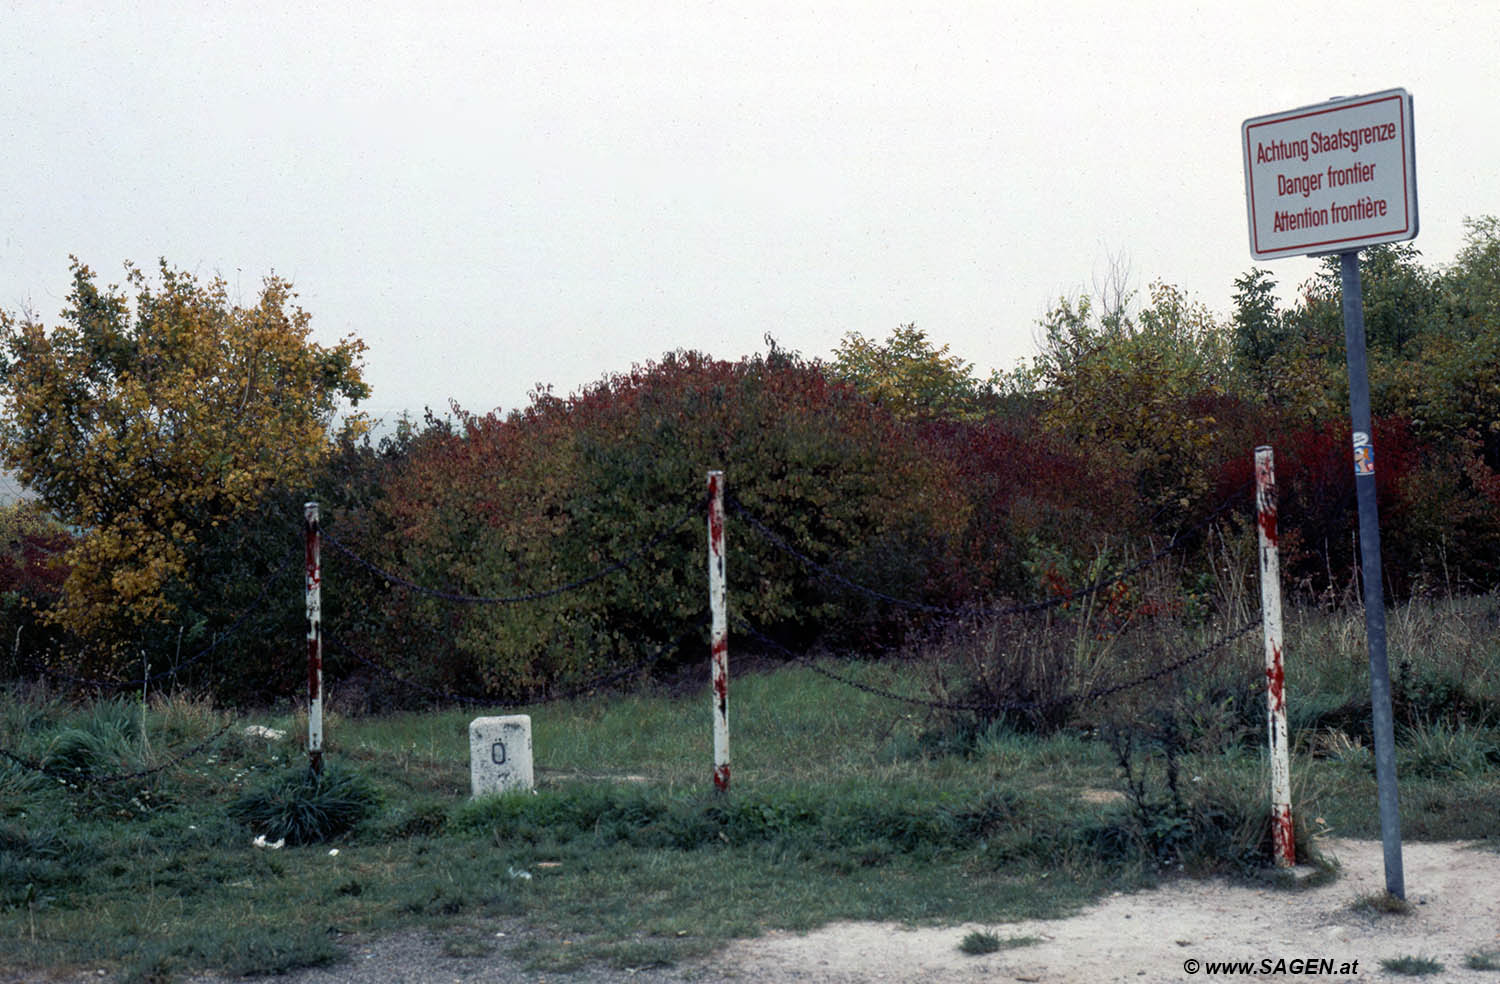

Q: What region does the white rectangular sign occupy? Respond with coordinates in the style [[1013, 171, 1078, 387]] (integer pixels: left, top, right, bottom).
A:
[[1242, 88, 1417, 260]]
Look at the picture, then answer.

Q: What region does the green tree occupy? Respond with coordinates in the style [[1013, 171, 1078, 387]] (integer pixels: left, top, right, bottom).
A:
[[1223, 221, 1500, 591], [1225, 267, 1347, 420], [1304, 243, 1440, 356], [1026, 282, 1236, 520], [828, 323, 986, 422], [1428, 217, 1500, 461], [1264, 243, 1443, 422], [1443, 215, 1500, 335], [1260, 233, 1500, 453], [1230, 267, 1291, 396], [0, 259, 369, 642]]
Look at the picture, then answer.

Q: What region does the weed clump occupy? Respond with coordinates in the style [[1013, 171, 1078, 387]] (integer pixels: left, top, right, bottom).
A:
[[35, 698, 142, 779], [230, 763, 380, 845], [957, 930, 1038, 955], [1398, 721, 1499, 779], [1352, 891, 1413, 916], [1466, 950, 1500, 971], [958, 930, 1002, 955], [1089, 715, 1329, 876], [1379, 954, 1443, 976]]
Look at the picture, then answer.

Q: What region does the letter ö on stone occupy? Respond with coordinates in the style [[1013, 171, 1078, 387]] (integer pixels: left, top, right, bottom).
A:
[[470, 715, 534, 797]]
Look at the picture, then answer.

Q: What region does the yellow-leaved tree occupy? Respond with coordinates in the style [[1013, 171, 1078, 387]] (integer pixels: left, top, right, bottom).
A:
[[828, 323, 987, 422], [0, 259, 368, 643]]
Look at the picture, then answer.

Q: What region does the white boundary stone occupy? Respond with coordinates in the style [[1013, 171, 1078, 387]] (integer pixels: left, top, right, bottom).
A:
[[469, 715, 534, 797]]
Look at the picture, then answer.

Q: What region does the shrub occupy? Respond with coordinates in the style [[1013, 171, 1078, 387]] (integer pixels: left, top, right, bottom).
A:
[[1398, 444, 1500, 591], [919, 416, 1137, 601], [361, 348, 972, 699], [0, 501, 73, 681], [1098, 717, 1322, 875], [1213, 415, 1422, 598], [1392, 659, 1497, 729]]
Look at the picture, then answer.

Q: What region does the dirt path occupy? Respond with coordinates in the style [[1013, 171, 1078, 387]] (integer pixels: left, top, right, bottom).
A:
[[17, 839, 1500, 983], [709, 838, 1500, 983]]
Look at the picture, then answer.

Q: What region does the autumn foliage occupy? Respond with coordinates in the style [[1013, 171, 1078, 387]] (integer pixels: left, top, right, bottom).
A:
[[6, 219, 1500, 703], [354, 348, 983, 697], [0, 259, 368, 659]]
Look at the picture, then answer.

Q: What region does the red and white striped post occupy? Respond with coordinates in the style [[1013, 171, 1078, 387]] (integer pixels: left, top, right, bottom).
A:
[[1255, 447, 1294, 867], [305, 501, 324, 775], [707, 471, 730, 792]]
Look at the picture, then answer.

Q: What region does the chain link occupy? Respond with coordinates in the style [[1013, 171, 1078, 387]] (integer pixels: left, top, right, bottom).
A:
[[735, 615, 1259, 716], [323, 509, 696, 606], [727, 481, 1253, 622], [39, 550, 301, 692], [324, 626, 697, 709], [0, 718, 237, 788]]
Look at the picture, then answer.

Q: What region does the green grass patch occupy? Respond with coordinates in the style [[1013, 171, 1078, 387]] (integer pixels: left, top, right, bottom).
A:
[[958, 930, 1039, 955], [3, 592, 1499, 981], [1466, 950, 1500, 971], [1379, 954, 1445, 975], [229, 761, 382, 845], [0, 677, 1128, 981]]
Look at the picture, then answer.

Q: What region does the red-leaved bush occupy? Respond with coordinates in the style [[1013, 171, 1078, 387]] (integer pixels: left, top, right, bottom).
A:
[[358, 349, 976, 697], [1214, 415, 1423, 597], [312, 359, 1499, 706]]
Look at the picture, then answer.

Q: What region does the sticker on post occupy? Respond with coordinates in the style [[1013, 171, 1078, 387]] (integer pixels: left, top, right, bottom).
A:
[[1353, 431, 1375, 476]]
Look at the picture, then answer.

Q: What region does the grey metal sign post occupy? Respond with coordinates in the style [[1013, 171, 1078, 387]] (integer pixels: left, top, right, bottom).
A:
[[1243, 88, 1417, 898], [1338, 252, 1404, 899]]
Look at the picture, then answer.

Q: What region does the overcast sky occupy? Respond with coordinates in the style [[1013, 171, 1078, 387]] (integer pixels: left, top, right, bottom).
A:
[[3, 1, 1496, 423]]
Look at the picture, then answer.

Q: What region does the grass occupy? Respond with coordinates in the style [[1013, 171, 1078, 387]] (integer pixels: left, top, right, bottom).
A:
[[0, 672, 1126, 981], [1379, 954, 1445, 975], [2, 591, 1498, 981], [958, 930, 1039, 955], [1466, 950, 1500, 971], [229, 761, 382, 845], [1351, 890, 1414, 916]]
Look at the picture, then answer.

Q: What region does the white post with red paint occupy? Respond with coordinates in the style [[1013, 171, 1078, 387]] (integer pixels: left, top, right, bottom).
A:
[[1255, 447, 1293, 867], [707, 471, 730, 792], [305, 501, 324, 775]]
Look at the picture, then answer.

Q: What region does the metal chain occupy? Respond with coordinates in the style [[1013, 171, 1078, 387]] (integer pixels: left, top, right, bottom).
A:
[[0, 745, 48, 774], [0, 717, 237, 788], [324, 626, 695, 709], [1067, 618, 1260, 706], [733, 619, 1044, 713], [727, 481, 1253, 622], [323, 510, 696, 606], [734, 615, 1259, 716], [40, 550, 301, 692]]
